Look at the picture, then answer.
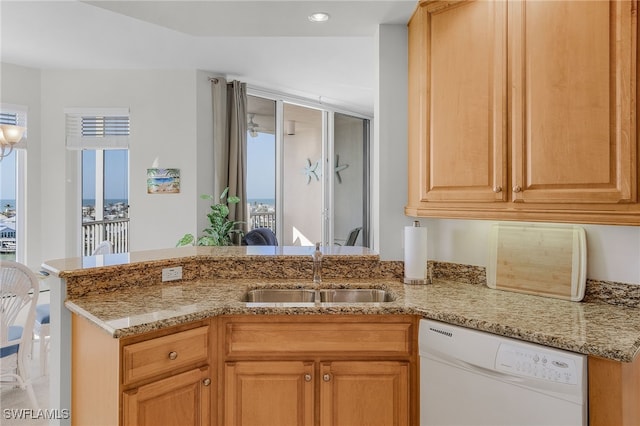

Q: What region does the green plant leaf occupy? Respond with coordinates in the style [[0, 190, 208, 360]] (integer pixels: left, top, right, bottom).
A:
[[197, 236, 217, 246], [219, 187, 229, 201], [177, 187, 243, 247], [176, 234, 195, 247]]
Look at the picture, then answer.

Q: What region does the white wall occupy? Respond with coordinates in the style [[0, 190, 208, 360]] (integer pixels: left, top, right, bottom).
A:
[[195, 70, 216, 235], [374, 25, 413, 260], [374, 25, 640, 286], [39, 69, 201, 260]]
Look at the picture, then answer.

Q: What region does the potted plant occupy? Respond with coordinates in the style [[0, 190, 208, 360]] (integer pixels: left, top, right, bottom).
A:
[[177, 187, 243, 246]]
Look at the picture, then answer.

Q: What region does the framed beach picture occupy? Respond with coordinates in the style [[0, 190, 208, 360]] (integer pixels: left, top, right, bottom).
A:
[[147, 168, 180, 194]]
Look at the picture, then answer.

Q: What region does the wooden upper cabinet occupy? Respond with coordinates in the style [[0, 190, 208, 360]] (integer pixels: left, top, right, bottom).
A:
[[407, 0, 639, 224], [409, 0, 507, 203], [510, 0, 635, 205]]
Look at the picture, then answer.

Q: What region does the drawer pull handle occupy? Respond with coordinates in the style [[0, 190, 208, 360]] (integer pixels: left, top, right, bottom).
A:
[[202, 378, 211, 386], [323, 374, 331, 382], [304, 374, 312, 382], [168, 351, 178, 360]]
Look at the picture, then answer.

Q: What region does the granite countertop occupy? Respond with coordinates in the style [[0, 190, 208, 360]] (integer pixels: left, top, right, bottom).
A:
[[65, 277, 640, 363], [43, 245, 377, 278]]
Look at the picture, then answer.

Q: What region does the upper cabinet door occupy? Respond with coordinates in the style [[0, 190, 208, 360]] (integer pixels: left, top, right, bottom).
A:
[[409, 0, 507, 203], [510, 0, 636, 204]]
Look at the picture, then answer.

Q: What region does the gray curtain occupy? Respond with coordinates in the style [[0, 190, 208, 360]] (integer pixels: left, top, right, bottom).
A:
[[212, 78, 248, 236]]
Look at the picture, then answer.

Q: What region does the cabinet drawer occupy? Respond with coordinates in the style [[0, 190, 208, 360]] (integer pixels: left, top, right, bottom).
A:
[[225, 319, 413, 357], [123, 326, 209, 385]]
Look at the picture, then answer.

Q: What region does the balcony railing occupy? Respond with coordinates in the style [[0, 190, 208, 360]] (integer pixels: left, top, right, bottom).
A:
[[249, 211, 276, 233], [81, 212, 272, 256], [82, 218, 129, 256]]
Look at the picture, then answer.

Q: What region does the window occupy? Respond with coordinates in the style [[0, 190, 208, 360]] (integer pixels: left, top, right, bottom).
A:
[[66, 108, 130, 255], [0, 105, 27, 261]]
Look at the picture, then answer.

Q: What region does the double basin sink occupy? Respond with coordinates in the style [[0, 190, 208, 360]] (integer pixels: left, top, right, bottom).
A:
[[244, 288, 393, 304]]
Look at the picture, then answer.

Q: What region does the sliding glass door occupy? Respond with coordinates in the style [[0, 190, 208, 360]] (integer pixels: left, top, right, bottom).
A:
[[246, 94, 370, 247], [332, 112, 368, 247]]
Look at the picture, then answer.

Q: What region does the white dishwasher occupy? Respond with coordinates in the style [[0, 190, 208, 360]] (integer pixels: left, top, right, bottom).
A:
[[419, 319, 587, 426]]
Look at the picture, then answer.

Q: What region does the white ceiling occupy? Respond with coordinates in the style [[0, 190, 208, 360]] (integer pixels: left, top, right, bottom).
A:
[[0, 0, 417, 114]]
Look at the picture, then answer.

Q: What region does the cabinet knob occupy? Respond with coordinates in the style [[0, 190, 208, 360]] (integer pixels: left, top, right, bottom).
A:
[[493, 186, 502, 193], [512, 185, 522, 193], [168, 351, 178, 360], [323, 374, 331, 382], [304, 374, 312, 382], [202, 378, 211, 387]]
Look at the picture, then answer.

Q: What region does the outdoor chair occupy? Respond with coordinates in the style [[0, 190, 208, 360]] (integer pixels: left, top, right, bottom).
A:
[[1, 260, 39, 408], [242, 228, 278, 246], [336, 227, 362, 246]]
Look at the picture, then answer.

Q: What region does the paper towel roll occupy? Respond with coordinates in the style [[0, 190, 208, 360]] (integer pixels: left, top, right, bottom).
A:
[[404, 222, 428, 284]]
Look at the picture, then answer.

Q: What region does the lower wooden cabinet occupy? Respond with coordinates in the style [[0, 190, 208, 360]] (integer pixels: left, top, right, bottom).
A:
[[319, 361, 410, 426], [71, 314, 213, 426], [223, 360, 409, 426], [123, 366, 211, 426], [224, 361, 315, 426], [219, 315, 418, 426]]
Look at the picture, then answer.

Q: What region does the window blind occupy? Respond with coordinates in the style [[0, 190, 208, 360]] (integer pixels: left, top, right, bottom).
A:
[[65, 107, 130, 150]]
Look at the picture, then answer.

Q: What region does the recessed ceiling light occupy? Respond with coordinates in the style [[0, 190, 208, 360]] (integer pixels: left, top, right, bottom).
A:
[[308, 12, 330, 23]]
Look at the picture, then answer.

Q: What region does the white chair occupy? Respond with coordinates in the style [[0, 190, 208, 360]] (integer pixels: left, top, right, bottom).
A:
[[33, 240, 115, 377], [1, 260, 39, 408], [32, 302, 50, 376], [92, 240, 113, 255], [33, 240, 114, 376]]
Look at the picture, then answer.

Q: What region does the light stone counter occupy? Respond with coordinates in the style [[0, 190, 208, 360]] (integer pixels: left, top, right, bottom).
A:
[[63, 277, 640, 362]]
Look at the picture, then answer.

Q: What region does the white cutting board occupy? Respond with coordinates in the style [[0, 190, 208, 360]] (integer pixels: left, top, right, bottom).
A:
[[487, 224, 587, 301]]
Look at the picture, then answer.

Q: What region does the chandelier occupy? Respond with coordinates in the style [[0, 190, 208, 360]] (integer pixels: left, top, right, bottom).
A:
[[0, 124, 26, 161]]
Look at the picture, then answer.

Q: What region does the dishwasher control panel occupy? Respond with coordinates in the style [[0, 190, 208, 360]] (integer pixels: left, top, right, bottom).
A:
[[495, 343, 578, 384]]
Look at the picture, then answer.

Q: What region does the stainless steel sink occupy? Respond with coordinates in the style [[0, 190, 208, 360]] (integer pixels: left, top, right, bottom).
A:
[[319, 289, 392, 303], [243, 288, 393, 304], [244, 288, 316, 303]]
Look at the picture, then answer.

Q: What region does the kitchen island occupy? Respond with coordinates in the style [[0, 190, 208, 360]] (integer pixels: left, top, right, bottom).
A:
[[43, 246, 640, 425]]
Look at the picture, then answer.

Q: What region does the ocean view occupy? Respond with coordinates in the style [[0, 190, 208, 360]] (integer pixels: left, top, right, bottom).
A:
[[83, 198, 129, 207]]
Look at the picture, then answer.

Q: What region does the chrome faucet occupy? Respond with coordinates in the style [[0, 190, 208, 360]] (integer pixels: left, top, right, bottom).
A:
[[312, 242, 322, 283]]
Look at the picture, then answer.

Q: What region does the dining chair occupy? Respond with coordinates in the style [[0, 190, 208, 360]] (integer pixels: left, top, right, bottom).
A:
[[1, 260, 39, 408]]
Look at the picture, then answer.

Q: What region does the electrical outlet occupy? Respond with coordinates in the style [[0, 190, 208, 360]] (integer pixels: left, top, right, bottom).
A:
[[162, 266, 183, 282]]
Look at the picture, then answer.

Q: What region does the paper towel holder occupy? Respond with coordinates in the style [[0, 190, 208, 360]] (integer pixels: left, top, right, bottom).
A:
[[403, 221, 431, 285]]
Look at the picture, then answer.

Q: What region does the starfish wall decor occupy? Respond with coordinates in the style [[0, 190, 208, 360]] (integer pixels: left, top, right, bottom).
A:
[[302, 155, 350, 184], [303, 158, 321, 184], [334, 154, 349, 184]]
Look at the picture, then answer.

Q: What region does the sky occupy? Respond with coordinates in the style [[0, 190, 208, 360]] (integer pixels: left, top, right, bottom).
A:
[[246, 131, 275, 200], [82, 150, 128, 200], [0, 150, 17, 200]]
